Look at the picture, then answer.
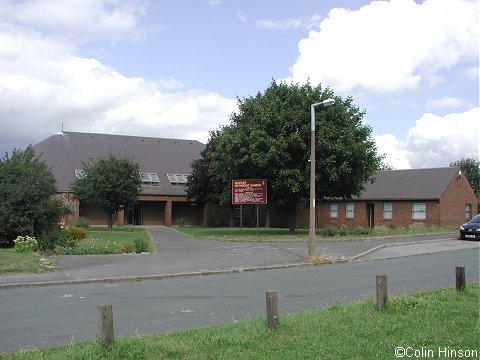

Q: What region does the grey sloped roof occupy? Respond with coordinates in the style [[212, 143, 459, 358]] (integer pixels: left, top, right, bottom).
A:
[[33, 131, 205, 195], [354, 167, 460, 201]]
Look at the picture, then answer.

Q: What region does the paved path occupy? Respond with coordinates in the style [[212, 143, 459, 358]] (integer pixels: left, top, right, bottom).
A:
[[0, 227, 476, 288]]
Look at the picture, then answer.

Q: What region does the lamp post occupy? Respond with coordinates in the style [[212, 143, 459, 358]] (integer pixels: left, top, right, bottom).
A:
[[308, 98, 335, 257]]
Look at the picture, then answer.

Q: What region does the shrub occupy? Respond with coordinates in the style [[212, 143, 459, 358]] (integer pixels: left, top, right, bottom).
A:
[[63, 226, 88, 241], [352, 227, 373, 236], [13, 235, 38, 253], [122, 244, 134, 253], [134, 238, 150, 253], [38, 225, 65, 251], [321, 227, 337, 237], [338, 224, 349, 236]]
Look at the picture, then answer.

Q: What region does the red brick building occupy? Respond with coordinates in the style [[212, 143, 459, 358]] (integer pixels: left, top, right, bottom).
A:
[[34, 131, 205, 226], [316, 167, 478, 229], [34, 132, 478, 229]]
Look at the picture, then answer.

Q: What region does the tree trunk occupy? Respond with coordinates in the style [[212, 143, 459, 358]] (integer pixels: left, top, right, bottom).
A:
[[108, 213, 113, 231]]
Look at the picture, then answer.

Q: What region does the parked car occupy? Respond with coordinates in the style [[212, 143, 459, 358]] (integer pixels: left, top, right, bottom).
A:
[[459, 214, 480, 240]]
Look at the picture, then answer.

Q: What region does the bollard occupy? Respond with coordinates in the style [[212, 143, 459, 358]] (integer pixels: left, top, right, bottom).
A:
[[376, 274, 388, 309], [266, 290, 279, 329], [97, 304, 114, 350], [456, 266, 466, 292]]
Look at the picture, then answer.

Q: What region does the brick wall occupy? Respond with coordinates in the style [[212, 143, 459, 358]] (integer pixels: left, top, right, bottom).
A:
[[318, 199, 446, 229], [439, 173, 478, 225]]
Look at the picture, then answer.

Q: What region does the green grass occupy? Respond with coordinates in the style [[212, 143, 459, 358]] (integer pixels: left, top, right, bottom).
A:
[[60, 227, 153, 255], [0, 248, 40, 274], [175, 225, 457, 242], [2, 285, 478, 359]]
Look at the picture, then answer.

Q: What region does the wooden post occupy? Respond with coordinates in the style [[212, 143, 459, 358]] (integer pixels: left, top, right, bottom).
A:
[[456, 266, 466, 292], [376, 274, 388, 309], [97, 304, 114, 350], [266, 290, 279, 329]]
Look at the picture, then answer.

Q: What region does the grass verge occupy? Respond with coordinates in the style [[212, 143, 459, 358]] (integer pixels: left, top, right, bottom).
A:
[[0, 248, 40, 274], [2, 285, 478, 359], [59, 227, 153, 255], [175, 225, 457, 242]]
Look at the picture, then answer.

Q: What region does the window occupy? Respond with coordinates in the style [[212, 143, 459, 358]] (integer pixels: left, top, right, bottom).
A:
[[74, 169, 85, 179], [383, 203, 393, 220], [330, 203, 338, 218], [167, 173, 190, 185], [139, 172, 160, 186], [412, 203, 426, 220], [465, 203, 472, 219], [346, 203, 354, 219]]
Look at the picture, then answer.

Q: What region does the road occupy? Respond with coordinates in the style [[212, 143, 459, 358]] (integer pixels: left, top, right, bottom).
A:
[[0, 248, 478, 354]]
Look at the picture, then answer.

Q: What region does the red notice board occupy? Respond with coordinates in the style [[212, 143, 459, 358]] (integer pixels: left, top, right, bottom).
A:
[[232, 179, 267, 205]]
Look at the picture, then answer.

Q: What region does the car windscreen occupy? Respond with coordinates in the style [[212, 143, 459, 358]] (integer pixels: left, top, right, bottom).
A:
[[469, 215, 480, 223]]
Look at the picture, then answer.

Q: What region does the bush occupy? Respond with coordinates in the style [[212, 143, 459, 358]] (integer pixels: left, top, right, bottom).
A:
[[38, 225, 81, 251], [321, 227, 337, 237], [338, 224, 349, 236], [13, 235, 38, 253], [38, 226, 65, 251], [352, 227, 373, 236], [134, 238, 150, 253], [122, 244, 134, 253], [63, 226, 88, 241]]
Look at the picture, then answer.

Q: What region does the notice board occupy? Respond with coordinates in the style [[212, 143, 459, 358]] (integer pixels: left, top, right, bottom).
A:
[[231, 179, 267, 205]]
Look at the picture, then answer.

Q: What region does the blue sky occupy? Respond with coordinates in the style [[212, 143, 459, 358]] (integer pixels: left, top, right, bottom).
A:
[[0, 0, 478, 169]]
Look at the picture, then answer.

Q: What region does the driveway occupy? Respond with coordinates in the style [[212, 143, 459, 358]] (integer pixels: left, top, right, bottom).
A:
[[0, 227, 476, 288]]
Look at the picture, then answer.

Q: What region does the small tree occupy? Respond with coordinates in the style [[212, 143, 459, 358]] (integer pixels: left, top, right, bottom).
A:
[[0, 147, 69, 246], [71, 155, 141, 230]]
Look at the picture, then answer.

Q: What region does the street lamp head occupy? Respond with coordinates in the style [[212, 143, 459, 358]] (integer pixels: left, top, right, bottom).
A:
[[321, 98, 335, 107], [311, 98, 335, 109]]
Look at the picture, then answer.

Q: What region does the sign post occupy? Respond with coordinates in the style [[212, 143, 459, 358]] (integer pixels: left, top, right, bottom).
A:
[[232, 179, 267, 236]]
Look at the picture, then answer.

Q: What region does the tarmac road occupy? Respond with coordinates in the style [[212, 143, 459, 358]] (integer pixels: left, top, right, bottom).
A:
[[0, 247, 478, 354], [1, 227, 475, 288]]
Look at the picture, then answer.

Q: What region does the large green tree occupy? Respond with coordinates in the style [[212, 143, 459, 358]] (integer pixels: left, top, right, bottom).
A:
[[71, 155, 142, 230], [0, 147, 69, 246], [450, 158, 480, 198], [188, 80, 381, 231]]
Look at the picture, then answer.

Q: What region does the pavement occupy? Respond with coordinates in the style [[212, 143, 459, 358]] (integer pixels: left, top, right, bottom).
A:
[[0, 227, 478, 289]]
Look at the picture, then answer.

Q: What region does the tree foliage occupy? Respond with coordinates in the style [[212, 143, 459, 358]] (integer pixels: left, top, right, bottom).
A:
[[0, 147, 69, 246], [187, 80, 381, 230], [450, 158, 480, 198], [71, 155, 142, 230]]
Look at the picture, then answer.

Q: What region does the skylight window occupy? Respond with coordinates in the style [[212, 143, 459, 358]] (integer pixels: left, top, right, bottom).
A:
[[139, 172, 160, 186], [75, 169, 86, 179], [167, 173, 190, 185]]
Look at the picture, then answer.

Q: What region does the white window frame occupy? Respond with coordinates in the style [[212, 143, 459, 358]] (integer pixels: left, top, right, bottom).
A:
[[412, 203, 426, 220], [346, 203, 354, 219], [383, 203, 393, 220], [465, 203, 472, 220], [330, 203, 338, 218], [74, 169, 86, 179]]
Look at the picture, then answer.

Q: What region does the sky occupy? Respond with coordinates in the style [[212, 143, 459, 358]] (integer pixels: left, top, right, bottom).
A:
[[0, 0, 478, 169]]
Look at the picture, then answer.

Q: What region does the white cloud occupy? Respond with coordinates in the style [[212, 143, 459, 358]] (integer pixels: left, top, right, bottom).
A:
[[0, 0, 147, 43], [256, 15, 322, 31], [0, 2, 237, 152], [426, 96, 473, 109], [288, 0, 479, 93], [374, 134, 411, 169], [375, 108, 480, 169]]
